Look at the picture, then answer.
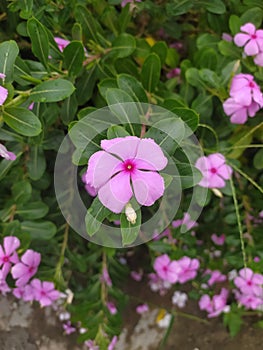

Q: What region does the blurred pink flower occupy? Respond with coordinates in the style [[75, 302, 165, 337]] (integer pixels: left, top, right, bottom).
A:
[[211, 233, 225, 246], [234, 23, 263, 56], [172, 212, 198, 231], [234, 268, 263, 296], [107, 301, 117, 315], [229, 74, 263, 107], [205, 269, 226, 286], [0, 144, 16, 161], [63, 321, 76, 335], [195, 153, 232, 188], [148, 272, 171, 295], [223, 97, 260, 124], [101, 266, 112, 287], [0, 86, 8, 105], [108, 336, 118, 350], [222, 33, 232, 42], [85, 340, 99, 350], [153, 254, 180, 283], [54, 37, 70, 52], [13, 284, 34, 301], [130, 270, 143, 281], [166, 68, 181, 79], [0, 236, 20, 277], [136, 303, 149, 314], [176, 256, 199, 283], [85, 136, 167, 213], [0, 270, 11, 295], [121, 0, 141, 7], [199, 288, 229, 318], [31, 278, 60, 307], [12, 249, 41, 286]]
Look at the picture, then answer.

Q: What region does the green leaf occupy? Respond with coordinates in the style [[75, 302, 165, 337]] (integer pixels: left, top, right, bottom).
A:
[[165, 0, 193, 16], [197, 0, 226, 14], [0, 41, 19, 83], [151, 41, 168, 65], [175, 162, 203, 189], [168, 106, 199, 132], [12, 180, 32, 204], [3, 107, 42, 136], [111, 33, 136, 58], [141, 53, 161, 92], [107, 125, 130, 139], [63, 41, 85, 77], [76, 65, 97, 105], [17, 201, 49, 220], [144, 117, 185, 155], [21, 220, 57, 240], [98, 78, 118, 100], [117, 74, 148, 103], [30, 79, 75, 102], [19, 0, 33, 19], [223, 308, 243, 337], [60, 93, 78, 125], [253, 148, 263, 169], [27, 145, 46, 180], [85, 197, 111, 237], [229, 15, 242, 35], [240, 7, 263, 28], [27, 17, 49, 67], [196, 48, 217, 70], [218, 41, 240, 58], [120, 206, 141, 246]]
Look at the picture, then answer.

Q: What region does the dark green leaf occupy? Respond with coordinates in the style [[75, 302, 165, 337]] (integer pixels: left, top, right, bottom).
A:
[[111, 33, 136, 58], [21, 221, 57, 240], [76, 65, 97, 105], [151, 41, 168, 65], [117, 74, 148, 103], [17, 202, 49, 220], [12, 180, 32, 204], [27, 17, 49, 67], [63, 41, 85, 77], [85, 197, 111, 237], [30, 79, 75, 102], [60, 93, 78, 125], [120, 206, 141, 246], [107, 125, 130, 139], [0, 41, 19, 83], [141, 53, 161, 92], [27, 145, 46, 180]]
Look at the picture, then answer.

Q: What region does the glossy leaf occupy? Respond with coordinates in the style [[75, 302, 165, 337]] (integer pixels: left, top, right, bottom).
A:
[[0, 41, 19, 83], [27, 145, 46, 180], [63, 41, 85, 77], [30, 79, 75, 102], [120, 206, 141, 246], [85, 197, 111, 237], [141, 53, 161, 92], [27, 17, 49, 67], [111, 33, 136, 58], [17, 202, 49, 220], [21, 221, 57, 240]]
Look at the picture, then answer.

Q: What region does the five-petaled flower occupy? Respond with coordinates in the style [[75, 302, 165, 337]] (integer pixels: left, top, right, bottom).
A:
[[0, 236, 20, 277], [11, 249, 41, 286], [195, 153, 232, 189], [84, 136, 168, 213]]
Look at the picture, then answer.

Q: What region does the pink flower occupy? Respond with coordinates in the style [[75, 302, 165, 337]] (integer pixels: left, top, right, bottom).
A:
[[234, 23, 263, 56], [0, 86, 8, 105], [176, 256, 199, 283], [234, 268, 263, 296], [130, 270, 143, 281], [195, 153, 232, 188], [136, 303, 149, 314], [211, 233, 225, 246], [148, 272, 171, 295], [107, 301, 117, 315], [223, 97, 260, 124], [172, 212, 198, 231], [13, 284, 34, 301], [101, 266, 112, 287], [199, 288, 229, 318], [205, 270, 226, 286], [31, 278, 60, 307], [236, 293, 263, 310], [0, 143, 16, 161], [54, 37, 70, 52], [121, 0, 141, 7], [0, 270, 11, 295], [229, 74, 263, 107], [222, 33, 232, 42], [84, 340, 99, 350], [254, 52, 263, 66], [166, 68, 181, 79], [153, 254, 180, 283], [85, 136, 167, 213], [108, 336, 118, 350], [63, 321, 76, 335], [11, 249, 41, 286], [0, 236, 20, 277]]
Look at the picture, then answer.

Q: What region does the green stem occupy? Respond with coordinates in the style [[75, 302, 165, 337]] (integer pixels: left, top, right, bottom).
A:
[[223, 144, 263, 152], [229, 175, 247, 268], [228, 162, 263, 194], [54, 222, 69, 286], [158, 314, 175, 350]]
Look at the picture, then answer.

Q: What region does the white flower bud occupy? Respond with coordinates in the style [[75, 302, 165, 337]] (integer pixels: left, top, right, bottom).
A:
[[125, 203, 137, 224], [212, 188, 223, 198]]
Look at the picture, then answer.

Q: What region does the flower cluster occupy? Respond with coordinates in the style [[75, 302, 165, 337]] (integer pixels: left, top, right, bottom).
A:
[[199, 288, 230, 318], [0, 236, 60, 307], [195, 153, 232, 189], [234, 23, 263, 66], [153, 254, 200, 285], [223, 74, 263, 124], [234, 268, 263, 310]]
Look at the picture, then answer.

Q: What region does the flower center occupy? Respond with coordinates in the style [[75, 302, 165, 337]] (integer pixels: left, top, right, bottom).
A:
[[210, 167, 217, 174], [251, 34, 257, 39], [28, 266, 34, 274], [123, 160, 136, 173], [249, 81, 255, 88], [3, 256, 9, 263], [247, 280, 252, 286]]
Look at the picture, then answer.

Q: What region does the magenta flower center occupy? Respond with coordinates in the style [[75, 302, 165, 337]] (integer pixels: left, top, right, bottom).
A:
[[247, 280, 252, 286], [28, 266, 34, 273], [249, 81, 255, 88], [3, 256, 9, 263], [41, 290, 46, 296], [210, 167, 217, 174], [251, 34, 257, 39], [122, 159, 136, 173], [162, 265, 168, 272]]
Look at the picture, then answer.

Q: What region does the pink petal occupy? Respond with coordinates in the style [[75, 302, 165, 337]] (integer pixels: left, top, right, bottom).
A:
[[195, 156, 209, 173], [223, 98, 242, 116], [3, 236, 20, 256], [240, 23, 256, 35], [252, 88, 263, 107], [101, 136, 140, 161], [254, 52, 263, 66], [54, 37, 70, 52], [11, 263, 28, 279], [0, 86, 8, 105], [85, 151, 122, 189], [166, 261, 180, 283], [98, 171, 133, 213], [217, 164, 232, 180], [244, 40, 259, 55], [131, 170, 165, 206], [0, 144, 16, 161], [209, 174, 225, 188], [135, 138, 168, 171], [39, 295, 53, 307], [247, 102, 260, 117], [239, 268, 253, 280], [234, 33, 250, 47], [232, 87, 252, 106], [230, 108, 248, 124], [42, 281, 55, 292], [208, 153, 226, 169], [21, 250, 41, 267]]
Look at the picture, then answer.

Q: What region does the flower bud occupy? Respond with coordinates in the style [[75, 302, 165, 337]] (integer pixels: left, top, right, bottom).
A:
[[125, 203, 137, 224]]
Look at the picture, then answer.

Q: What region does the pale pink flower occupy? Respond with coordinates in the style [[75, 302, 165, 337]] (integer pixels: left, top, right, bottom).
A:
[[222, 33, 232, 42], [236, 292, 263, 310], [54, 37, 70, 52], [136, 303, 149, 314], [172, 212, 198, 231], [11, 249, 41, 286], [85, 136, 167, 213], [0, 86, 8, 105], [166, 68, 181, 79], [234, 268, 263, 296], [84, 340, 99, 350], [107, 301, 117, 315], [199, 288, 230, 318], [229, 74, 263, 107], [0, 143, 16, 161], [205, 270, 226, 286], [0, 270, 11, 295], [31, 278, 60, 307], [211, 233, 225, 246], [63, 321, 76, 335], [153, 254, 180, 283], [0, 236, 20, 277], [172, 291, 188, 308], [254, 52, 263, 66], [108, 336, 118, 350], [130, 270, 143, 281], [234, 23, 263, 56], [223, 97, 260, 124], [176, 256, 199, 283], [121, 0, 141, 7], [101, 266, 112, 287], [148, 272, 171, 295], [195, 153, 232, 188], [13, 284, 34, 301], [0, 73, 6, 79]]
